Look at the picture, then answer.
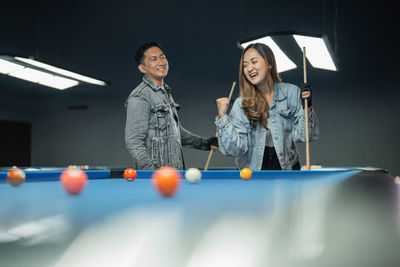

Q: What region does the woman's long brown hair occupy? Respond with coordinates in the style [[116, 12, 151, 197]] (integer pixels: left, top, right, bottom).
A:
[[239, 43, 281, 129]]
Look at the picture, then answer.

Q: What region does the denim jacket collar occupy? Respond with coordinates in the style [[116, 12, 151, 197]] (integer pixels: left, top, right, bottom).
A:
[[274, 83, 286, 101], [143, 76, 171, 93]]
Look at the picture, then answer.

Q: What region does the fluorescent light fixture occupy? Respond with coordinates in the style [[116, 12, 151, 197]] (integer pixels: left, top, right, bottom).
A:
[[15, 57, 107, 86], [8, 67, 79, 90], [9, 67, 58, 83], [0, 59, 24, 74], [38, 75, 79, 90], [0, 54, 108, 90], [293, 34, 338, 71], [239, 36, 297, 73]]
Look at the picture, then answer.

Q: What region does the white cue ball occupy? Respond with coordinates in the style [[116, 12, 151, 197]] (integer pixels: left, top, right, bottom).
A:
[[185, 168, 202, 184]]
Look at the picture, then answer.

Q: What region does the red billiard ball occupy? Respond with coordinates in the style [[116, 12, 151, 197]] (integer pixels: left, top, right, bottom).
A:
[[7, 168, 26, 187], [151, 166, 181, 197], [60, 168, 88, 195], [124, 168, 137, 181]]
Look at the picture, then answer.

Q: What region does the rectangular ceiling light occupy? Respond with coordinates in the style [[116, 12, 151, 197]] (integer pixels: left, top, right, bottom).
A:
[[15, 57, 107, 86], [239, 36, 297, 73], [38, 75, 79, 90], [9, 67, 59, 83], [8, 67, 79, 90], [293, 34, 338, 71], [0, 55, 108, 90], [0, 59, 24, 74]]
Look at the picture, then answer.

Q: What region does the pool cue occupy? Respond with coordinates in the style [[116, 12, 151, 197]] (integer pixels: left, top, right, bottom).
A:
[[204, 81, 236, 170], [303, 47, 311, 171]]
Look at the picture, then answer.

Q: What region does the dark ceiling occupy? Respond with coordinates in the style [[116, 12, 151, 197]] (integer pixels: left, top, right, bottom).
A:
[[1, 0, 397, 101]]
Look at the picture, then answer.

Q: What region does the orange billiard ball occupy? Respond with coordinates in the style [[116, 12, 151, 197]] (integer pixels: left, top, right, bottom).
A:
[[240, 168, 252, 180], [60, 168, 88, 195], [124, 168, 137, 181], [7, 167, 26, 187], [151, 166, 181, 197]]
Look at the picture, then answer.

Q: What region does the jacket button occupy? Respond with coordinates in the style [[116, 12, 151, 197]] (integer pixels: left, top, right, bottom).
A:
[[271, 119, 275, 123]]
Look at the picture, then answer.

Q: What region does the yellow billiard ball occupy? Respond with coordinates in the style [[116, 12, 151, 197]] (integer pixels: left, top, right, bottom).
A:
[[240, 168, 252, 180]]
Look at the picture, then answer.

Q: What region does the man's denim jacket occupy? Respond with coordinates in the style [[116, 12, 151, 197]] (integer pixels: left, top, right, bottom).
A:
[[215, 82, 319, 170], [125, 77, 212, 170]]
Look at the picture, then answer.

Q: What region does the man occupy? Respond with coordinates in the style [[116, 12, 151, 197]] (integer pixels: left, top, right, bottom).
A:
[[125, 42, 217, 170]]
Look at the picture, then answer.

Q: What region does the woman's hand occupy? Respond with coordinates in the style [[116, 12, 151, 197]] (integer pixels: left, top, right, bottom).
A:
[[301, 83, 312, 111], [216, 97, 230, 118], [301, 90, 311, 99]]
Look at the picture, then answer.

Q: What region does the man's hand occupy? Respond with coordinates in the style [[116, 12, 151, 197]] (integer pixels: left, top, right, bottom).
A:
[[210, 145, 218, 151], [206, 137, 218, 151]]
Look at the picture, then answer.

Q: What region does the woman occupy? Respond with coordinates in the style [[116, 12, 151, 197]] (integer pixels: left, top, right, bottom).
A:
[[215, 43, 319, 170]]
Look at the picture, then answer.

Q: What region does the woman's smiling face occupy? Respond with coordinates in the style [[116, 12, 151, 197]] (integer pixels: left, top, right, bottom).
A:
[[242, 48, 271, 87]]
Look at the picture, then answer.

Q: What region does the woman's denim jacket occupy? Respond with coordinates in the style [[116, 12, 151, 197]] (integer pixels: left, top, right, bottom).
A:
[[125, 77, 212, 170], [215, 82, 319, 170]]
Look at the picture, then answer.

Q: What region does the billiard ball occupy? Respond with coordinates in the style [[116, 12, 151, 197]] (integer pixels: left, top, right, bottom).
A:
[[240, 168, 252, 180], [151, 166, 181, 197], [185, 168, 201, 184], [124, 168, 137, 181], [60, 167, 88, 195], [7, 167, 26, 187]]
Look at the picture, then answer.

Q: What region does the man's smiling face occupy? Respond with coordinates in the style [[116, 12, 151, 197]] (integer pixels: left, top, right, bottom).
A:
[[139, 46, 169, 84]]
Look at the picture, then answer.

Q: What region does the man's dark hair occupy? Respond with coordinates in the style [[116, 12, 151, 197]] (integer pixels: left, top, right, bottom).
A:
[[134, 41, 163, 65]]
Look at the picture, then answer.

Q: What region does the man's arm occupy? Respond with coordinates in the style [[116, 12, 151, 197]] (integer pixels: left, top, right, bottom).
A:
[[180, 126, 217, 150], [125, 96, 155, 169]]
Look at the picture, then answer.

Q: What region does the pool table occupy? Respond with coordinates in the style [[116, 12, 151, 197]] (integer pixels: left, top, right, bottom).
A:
[[0, 167, 399, 267]]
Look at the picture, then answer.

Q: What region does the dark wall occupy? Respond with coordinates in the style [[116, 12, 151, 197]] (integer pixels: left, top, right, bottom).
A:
[[1, 0, 399, 174], [0, 119, 31, 166]]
